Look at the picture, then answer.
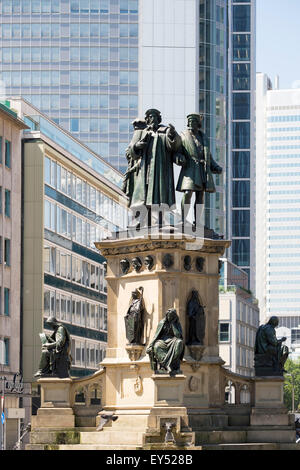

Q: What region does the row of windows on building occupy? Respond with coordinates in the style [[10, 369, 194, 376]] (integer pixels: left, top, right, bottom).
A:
[[1, 0, 138, 15], [1, 47, 138, 65], [44, 243, 107, 294], [71, 337, 106, 370], [268, 127, 300, 133], [18, 94, 137, 112], [44, 156, 127, 229], [236, 347, 254, 371], [0, 22, 138, 40], [1, 69, 138, 89], [219, 322, 256, 348], [44, 199, 107, 250], [69, 117, 133, 135], [268, 136, 300, 142], [44, 287, 107, 331], [268, 115, 300, 123]]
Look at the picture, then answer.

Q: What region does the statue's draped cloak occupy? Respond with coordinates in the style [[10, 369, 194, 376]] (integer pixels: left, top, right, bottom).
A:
[[128, 126, 181, 208], [148, 317, 185, 370]]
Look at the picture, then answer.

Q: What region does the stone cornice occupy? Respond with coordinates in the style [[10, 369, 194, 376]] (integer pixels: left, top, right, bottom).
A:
[[95, 236, 231, 257]]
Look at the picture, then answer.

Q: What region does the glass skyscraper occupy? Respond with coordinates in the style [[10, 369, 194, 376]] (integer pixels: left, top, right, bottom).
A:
[[227, 0, 256, 290], [0, 0, 256, 288], [199, 0, 227, 234], [0, 0, 139, 172]]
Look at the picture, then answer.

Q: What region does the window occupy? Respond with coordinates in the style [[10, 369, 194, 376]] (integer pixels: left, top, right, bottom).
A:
[[232, 122, 250, 149], [219, 323, 230, 342], [4, 190, 10, 217], [4, 288, 10, 316], [232, 151, 250, 178], [232, 239, 250, 267], [232, 93, 250, 120], [232, 210, 250, 237], [233, 5, 251, 32], [4, 239, 10, 266], [232, 181, 250, 207], [71, 119, 79, 132], [3, 339, 9, 365], [233, 64, 250, 91], [232, 34, 250, 61], [5, 140, 11, 168]]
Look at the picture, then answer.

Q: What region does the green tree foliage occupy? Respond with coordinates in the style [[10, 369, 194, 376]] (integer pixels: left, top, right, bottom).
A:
[[284, 359, 300, 411]]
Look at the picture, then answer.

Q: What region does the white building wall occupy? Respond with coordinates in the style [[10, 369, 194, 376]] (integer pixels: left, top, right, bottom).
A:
[[138, 0, 198, 134], [256, 74, 300, 326]]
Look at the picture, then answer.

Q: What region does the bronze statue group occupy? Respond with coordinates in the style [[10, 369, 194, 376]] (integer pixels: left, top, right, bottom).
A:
[[122, 109, 222, 228]]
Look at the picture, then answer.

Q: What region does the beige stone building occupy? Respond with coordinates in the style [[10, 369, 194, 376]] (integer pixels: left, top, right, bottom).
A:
[[219, 259, 259, 380], [1, 98, 127, 448], [0, 101, 28, 449]]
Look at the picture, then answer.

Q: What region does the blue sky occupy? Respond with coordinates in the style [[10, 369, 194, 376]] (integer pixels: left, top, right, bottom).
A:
[[256, 0, 300, 89]]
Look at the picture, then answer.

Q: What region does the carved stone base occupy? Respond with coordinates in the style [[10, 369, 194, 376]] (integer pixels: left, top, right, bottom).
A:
[[125, 344, 144, 361], [187, 345, 205, 362]]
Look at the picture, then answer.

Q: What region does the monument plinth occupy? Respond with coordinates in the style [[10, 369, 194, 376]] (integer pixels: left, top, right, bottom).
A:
[[93, 233, 230, 438]]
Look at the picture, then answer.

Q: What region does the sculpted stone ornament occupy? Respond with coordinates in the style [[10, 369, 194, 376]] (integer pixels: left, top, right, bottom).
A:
[[183, 255, 192, 271], [132, 257, 143, 272], [186, 290, 206, 346], [195, 257, 205, 272], [254, 316, 289, 376], [177, 113, 222, 229], [144, 255, 154, 271], [146, 308, 185, 376], [120, 258, 130, 274], [34, 317, 72, 379], [103, 261, 107, 275], [124, 287, 145, 346], [162, 253, 174, 269]]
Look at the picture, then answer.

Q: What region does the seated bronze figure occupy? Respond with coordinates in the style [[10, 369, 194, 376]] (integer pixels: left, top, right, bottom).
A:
[[146, 308, 184, 376], [254, 316, 289, 376]]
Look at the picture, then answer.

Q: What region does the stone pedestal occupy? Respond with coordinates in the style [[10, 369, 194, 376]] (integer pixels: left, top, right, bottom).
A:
[[250, 376, 289, 426], [94, 234, 230, 435], [31, 378, 75, 429]]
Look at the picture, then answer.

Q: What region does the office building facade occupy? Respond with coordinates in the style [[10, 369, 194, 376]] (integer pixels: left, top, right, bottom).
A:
[[0, 0, 139, 172], [0, 101, 28, 449], [256, 73, 300, 327], [219, 259, 259, 377], [0, 0, 229, 233], [8, 98, 127, 382]]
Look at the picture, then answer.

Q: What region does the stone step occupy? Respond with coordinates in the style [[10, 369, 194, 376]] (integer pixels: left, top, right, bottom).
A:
[[80, 430, 144, 446], [26, 444, 141, 451], [200, 442, 300, 451], [27, 441, 300, 451], [195, 429, 296, 445], [198, 443, 280, 451]]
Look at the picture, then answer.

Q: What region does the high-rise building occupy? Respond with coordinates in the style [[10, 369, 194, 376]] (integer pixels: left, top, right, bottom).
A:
[[138, 0, 228, 233], [0, 0, 139, 172], [0, 101, 29, 450], [256, 73, 300, 328], [0, 0, 257, 249], [226, 0, 256, 290], [8, 97, 127, 384]]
